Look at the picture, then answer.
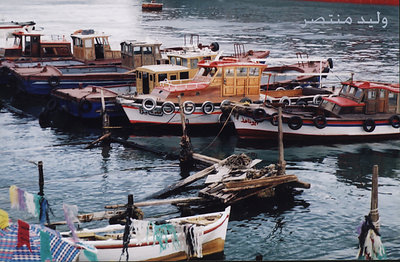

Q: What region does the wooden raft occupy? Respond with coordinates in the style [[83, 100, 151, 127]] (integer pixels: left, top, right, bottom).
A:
[[198, 154, 310, 205]]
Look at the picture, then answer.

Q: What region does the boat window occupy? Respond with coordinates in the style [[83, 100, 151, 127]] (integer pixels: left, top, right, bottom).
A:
[[236, 67, 247, 77], [170, 56, 176, 65], [180, 71, 189, 79], [191, 58, 198, 69], [103, 38, 109, 47], [176, 57, 181, 66], [225, 68, 234, 77], [134, 46, 141, 54], [249, 67, 259, 76], [138, 72, 142, 79], [128, 45, 133, 54], [158, 73, 167, 82], [13, 36, 21, 47], [388, 92, 397, 107], [340, 84, 349, 94], [150, 74, 153, 81], [332, 104, 341, 115], [210, 67, 217, 76], [367, 90, 376, 100], [144, 46, 152, 54], [379, 89, 386, 98], [202, 67, 210, 76], [349, 86, 356, 95], [354, 88, 363, 99], [170, 75, 177, 80], [154, 46, 160, 55], [181, 58, 188, 67], [85, 39, 92, 48]]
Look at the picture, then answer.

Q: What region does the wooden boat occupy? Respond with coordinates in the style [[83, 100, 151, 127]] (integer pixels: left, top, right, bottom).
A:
[[222, 80, 400, 142], [48, 84, 135, 120], [117, 58, 268, 128], [11, 64, 135, 95], [142, 1, 163, 11], [63, 206, 231, 261]]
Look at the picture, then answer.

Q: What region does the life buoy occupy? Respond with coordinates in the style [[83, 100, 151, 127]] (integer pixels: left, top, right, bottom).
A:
[[142, 97, 156, 111], [313, 95, 323, 105], [313, 115, 327, 129], [46, 98, 58, 112], [288, 116, 303, 130], [270, 112, 279, 126], [296, 99, 307, 106], [48, 75, 60, 88], [279, 96, 291, 105], [363, 118, 376, 132], [253, 108, 267, 122], [201, 101, 214, 114], [210, 42, 219, 52], [183, 101, 196, 115], [389, 115, 400, 128], [161, 101, 175, 115], [78, 98, 92, 113]]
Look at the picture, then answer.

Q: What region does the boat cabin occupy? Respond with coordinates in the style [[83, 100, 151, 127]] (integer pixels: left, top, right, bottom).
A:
[[320, 81, 399, 115], [71, 29, 121, 62], [0, 31, 72, 58], [120, 40, 163, 69], [135, 64, 191, 94], [150, 59, 267, 102]]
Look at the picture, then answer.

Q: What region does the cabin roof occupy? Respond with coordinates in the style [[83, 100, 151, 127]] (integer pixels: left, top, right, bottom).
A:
[[323, 96, 365, 107], [137, 64, 189, 72], [199, 59, 268, 68], [343, 81, 400, 93], [71, 29, 110, 39]]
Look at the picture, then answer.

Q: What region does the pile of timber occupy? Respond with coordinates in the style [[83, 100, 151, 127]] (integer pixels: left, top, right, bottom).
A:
[[199, 154, 310, 205]]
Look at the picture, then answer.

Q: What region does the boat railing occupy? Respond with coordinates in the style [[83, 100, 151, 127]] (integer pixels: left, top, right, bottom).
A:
[[159, 79, 209, 92]]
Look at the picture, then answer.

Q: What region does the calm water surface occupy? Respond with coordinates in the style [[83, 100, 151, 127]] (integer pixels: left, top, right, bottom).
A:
[[0, 0, 399, 260]]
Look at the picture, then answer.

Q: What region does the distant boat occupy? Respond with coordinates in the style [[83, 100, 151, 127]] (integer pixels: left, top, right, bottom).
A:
[[298, 0, 398, 6], [142, 1, 163, 11]]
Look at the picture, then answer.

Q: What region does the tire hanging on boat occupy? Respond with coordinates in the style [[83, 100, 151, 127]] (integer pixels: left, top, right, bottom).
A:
[[288, 116, 303, 130], [270, 112, 279, 126], [161, 101, 175, 115], [183, 101, 196, 115], [279, 96, 291, 105], [240, 97, 252, 103], [253, 108, 267, 122], [313, 115, 327, 129], [389, 115, 400, 128], [142, 97, 156, 111], [201, 101, 214, 114], [45, 98, 58, 112], [313, 95, 323, 105], [296, 99, 307, 106], [48, 75, 60, 88], [363, 118, 376, 132]]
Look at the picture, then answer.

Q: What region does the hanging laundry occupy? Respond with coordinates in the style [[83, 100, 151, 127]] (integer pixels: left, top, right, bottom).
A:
[[63, 204, 79, 242], [0, 209, 10, 229], [17, 188, 26, 211], [17, 219, 32, 252], [9, 185, 19, 209], [24, 191, 36, 217], [39, 230, 53, 262], [357, 214, 386, 260]]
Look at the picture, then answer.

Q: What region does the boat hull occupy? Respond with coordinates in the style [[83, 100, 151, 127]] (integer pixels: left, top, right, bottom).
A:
[[232, 114, 400, 142], [73, 207, 230, 261]]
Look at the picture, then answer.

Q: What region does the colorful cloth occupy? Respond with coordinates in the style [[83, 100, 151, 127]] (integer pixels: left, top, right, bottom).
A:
[[0, 209, 9, 229], [63, 204, 79, 243], [17, 220, 32, 252]]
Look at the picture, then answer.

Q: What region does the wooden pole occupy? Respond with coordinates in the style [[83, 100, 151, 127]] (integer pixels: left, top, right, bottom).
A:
[[277, 107, 286, 175], [370, 164, 380, 232], [178, 95, 194, 171], [38, 161, 44, 196]]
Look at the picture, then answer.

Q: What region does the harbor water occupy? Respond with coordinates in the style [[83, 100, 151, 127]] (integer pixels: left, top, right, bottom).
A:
[[1, 0, 399, 260]]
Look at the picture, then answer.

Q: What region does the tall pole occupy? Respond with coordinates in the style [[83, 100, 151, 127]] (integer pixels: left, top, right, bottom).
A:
[[38, 161, 44, 196], [370, 165, 380, 232], [277, 107, 286, 175]]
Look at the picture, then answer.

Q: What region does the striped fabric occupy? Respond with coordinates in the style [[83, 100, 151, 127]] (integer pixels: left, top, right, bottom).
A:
[[0, 223, 80, 262]]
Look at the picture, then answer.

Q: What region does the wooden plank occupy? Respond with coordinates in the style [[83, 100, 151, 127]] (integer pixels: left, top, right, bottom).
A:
[[224, 175, 298, 190], [149, 155, 232, 199], [104, 196, 205, 209], [192, 153, 220, 165], [205, 165, 231, 184]]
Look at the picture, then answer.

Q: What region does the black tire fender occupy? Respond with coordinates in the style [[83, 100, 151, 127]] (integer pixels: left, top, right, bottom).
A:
[[313, 115, 327, 129], [46, 98, 58, 112], [288, 116, 303, 130], [79, 98, 92, 113], [363, 118, 376, 132], [270, 112, 279, 126], [389, 115, 400, 128], [253, 108, 267, 122], [201, 101, 214, 114], [48, 75, 60, 88]]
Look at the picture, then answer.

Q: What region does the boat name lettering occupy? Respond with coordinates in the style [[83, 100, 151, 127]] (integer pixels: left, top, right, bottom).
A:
[[139, 106, 163, 116], [241, 117, 258, 126]]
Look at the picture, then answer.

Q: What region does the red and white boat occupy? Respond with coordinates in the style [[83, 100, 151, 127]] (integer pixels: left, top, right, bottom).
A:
[[223, 80, 400, 142], [63, 206, 231, 261]]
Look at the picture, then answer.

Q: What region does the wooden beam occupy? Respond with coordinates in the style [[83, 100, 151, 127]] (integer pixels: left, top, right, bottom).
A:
[[223, 175, 298, 191], [104, 196, 206, 209]]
